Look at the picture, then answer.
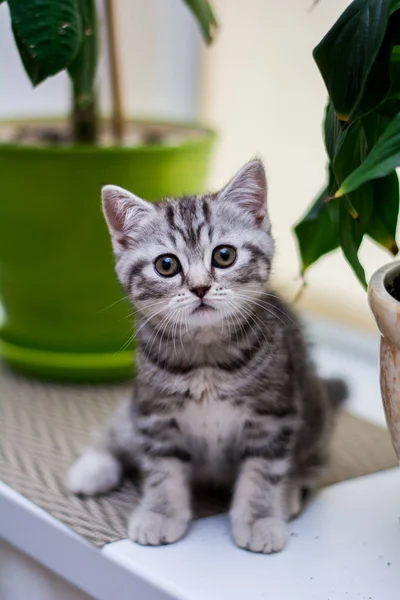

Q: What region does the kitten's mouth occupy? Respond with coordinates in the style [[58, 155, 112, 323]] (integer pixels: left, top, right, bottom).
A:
[[192, 302, 215, 314]]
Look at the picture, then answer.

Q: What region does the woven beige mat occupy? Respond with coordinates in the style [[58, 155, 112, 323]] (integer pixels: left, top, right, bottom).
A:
[[0, 365, 397, 547]]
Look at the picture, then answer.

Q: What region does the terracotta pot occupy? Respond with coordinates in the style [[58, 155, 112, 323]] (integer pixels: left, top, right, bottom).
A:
[[368, 261, 400, 461]]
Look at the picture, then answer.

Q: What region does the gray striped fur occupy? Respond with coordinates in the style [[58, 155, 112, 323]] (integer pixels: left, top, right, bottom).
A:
[[68, 160, 346, 553]]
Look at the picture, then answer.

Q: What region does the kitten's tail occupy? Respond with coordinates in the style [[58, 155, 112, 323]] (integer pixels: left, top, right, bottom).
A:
[[323, 377, 349, 409]]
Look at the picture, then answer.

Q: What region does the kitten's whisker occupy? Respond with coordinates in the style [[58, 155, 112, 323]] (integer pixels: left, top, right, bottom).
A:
[[135, 305, 169, 338], [228, 302, 251, 347], [231, 286, 281, 300], [226, 298, 270, 345], [117, 305, 169, 356], [126, 299, 166, 320], [232, 285, 278, 295], [178, 314, 188, 361], [220, 302, 225, 337], [233, 293, 295, 330], [250, 295, 299, 325], [114, 334, 134, 356], [171, 310, 180, 357], [184, 309, 190, 337], [224, 301, 244, 353], [226, 299, 267, 345], [100, 295, 130, 313], [163, 308, 180, 359], [233, 290, 299, 329], [142, 307, 175, 358], [153, 307, 180, 362], [145, 309, 175, 360], [222, 301, 233, 349]]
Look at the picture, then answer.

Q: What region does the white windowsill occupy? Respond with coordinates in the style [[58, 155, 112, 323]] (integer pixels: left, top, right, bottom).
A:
[[1, 319, 398, 600]]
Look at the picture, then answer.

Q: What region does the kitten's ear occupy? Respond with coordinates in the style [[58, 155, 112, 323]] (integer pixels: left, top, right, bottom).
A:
[[219, 159, 268, 227], [102, 185, 154, 248]]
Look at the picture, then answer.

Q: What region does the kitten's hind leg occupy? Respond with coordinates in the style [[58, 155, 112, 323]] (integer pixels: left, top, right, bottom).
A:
[[287, 483, 302, 520], [286, 479, 318, 520], [68, 399, 137, 496], [68, 449, 122, 496]]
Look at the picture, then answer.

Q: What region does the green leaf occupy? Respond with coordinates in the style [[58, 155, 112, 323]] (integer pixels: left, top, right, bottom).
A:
[[362, 112, 392, 148], [332, 119, 369, 219], [294, 187, 339, 273], [68, 0, 98, 109], [313, 0, 392, 122], [339, 200, 367, 288], [8, 0, 83, 81], [333, 121, 368, 181], [360, 114, 399, 253], [335, 112, 400, 197], [12, 25, 47, 86], [366, 172, 399, 253], [387, 45, 400, 99], [324, 101, 345, 164], [182, 0, 217, 44]]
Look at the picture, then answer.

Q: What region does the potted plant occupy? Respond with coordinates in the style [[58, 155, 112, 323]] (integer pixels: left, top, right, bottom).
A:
[[0, 0, 217, 382], [295, 0, 400, 458]]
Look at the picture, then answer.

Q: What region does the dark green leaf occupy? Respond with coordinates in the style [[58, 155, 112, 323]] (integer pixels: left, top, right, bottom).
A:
[[366, 172, 399, 253], [324, 101, 345, 164], [313, 0, 392, 122], [333, 121, 368, 182], [332, 120, 369, 218], [68, 0, 98, 108], [387, 45, 400, 99], [339, 200, 367, 288], [294, 187, 339, 273], [338, 200, 367, 288], [360, 114, 399, 253], [183, 0, 217, 44], [362, 111, 392, 148], [12, 25, 47, 86], [8, 0, 83, 79], [335, 113, 400, 197]]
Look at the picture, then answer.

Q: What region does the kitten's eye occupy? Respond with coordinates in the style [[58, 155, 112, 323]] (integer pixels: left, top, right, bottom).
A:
[[212, 246, 237, 268], [154, 254, 181, 277]]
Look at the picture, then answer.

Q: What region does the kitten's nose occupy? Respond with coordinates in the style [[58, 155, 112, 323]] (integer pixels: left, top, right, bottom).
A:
[[190, 285, 211, 299]]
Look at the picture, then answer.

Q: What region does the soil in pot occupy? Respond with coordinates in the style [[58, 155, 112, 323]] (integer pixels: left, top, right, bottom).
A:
[[385, 272, 400, 302], [0, 119, 210, 148]]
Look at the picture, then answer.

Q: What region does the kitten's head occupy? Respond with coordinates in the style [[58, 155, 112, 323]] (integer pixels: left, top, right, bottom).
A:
[[102, 159, 274, 330]]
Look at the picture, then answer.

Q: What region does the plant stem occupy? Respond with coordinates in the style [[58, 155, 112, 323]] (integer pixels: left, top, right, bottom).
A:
[[72, 94, 97, 143], [104, 0, 124, 143], [69, 0, 99, 144]]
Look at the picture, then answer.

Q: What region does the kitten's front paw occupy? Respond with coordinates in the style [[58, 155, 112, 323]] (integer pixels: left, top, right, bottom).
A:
[[68, 451, 122, 496], [128, 508, 190, 546], [232, 516, 287, 553]]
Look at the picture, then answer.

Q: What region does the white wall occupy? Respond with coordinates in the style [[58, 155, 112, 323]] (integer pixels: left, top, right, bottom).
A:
[[201, 0, 393, 329], [0, 0, 202, 121]]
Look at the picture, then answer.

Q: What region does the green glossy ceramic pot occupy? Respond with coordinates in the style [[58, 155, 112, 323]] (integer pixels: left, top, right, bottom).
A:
[[0, 121, 215, 381]]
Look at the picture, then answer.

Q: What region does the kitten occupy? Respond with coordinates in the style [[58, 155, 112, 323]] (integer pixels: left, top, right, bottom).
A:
[[68, 160, 346, 553]]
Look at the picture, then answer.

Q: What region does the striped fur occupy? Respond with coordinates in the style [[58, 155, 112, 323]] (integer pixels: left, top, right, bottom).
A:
[[68, 160, 346, 553]]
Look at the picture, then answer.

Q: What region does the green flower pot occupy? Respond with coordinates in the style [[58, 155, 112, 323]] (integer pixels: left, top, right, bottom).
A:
[[0, 122, 215, 382]]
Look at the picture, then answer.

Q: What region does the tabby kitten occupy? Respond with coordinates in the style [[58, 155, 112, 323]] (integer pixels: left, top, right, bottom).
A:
[[68, 160, 346, 553]]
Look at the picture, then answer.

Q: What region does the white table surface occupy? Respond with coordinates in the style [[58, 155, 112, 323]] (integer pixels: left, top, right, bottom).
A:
[[104, 469, 400, 600]]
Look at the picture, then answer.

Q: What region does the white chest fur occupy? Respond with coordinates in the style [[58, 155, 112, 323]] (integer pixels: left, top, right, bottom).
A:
[[178, 397, 244, 473]]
